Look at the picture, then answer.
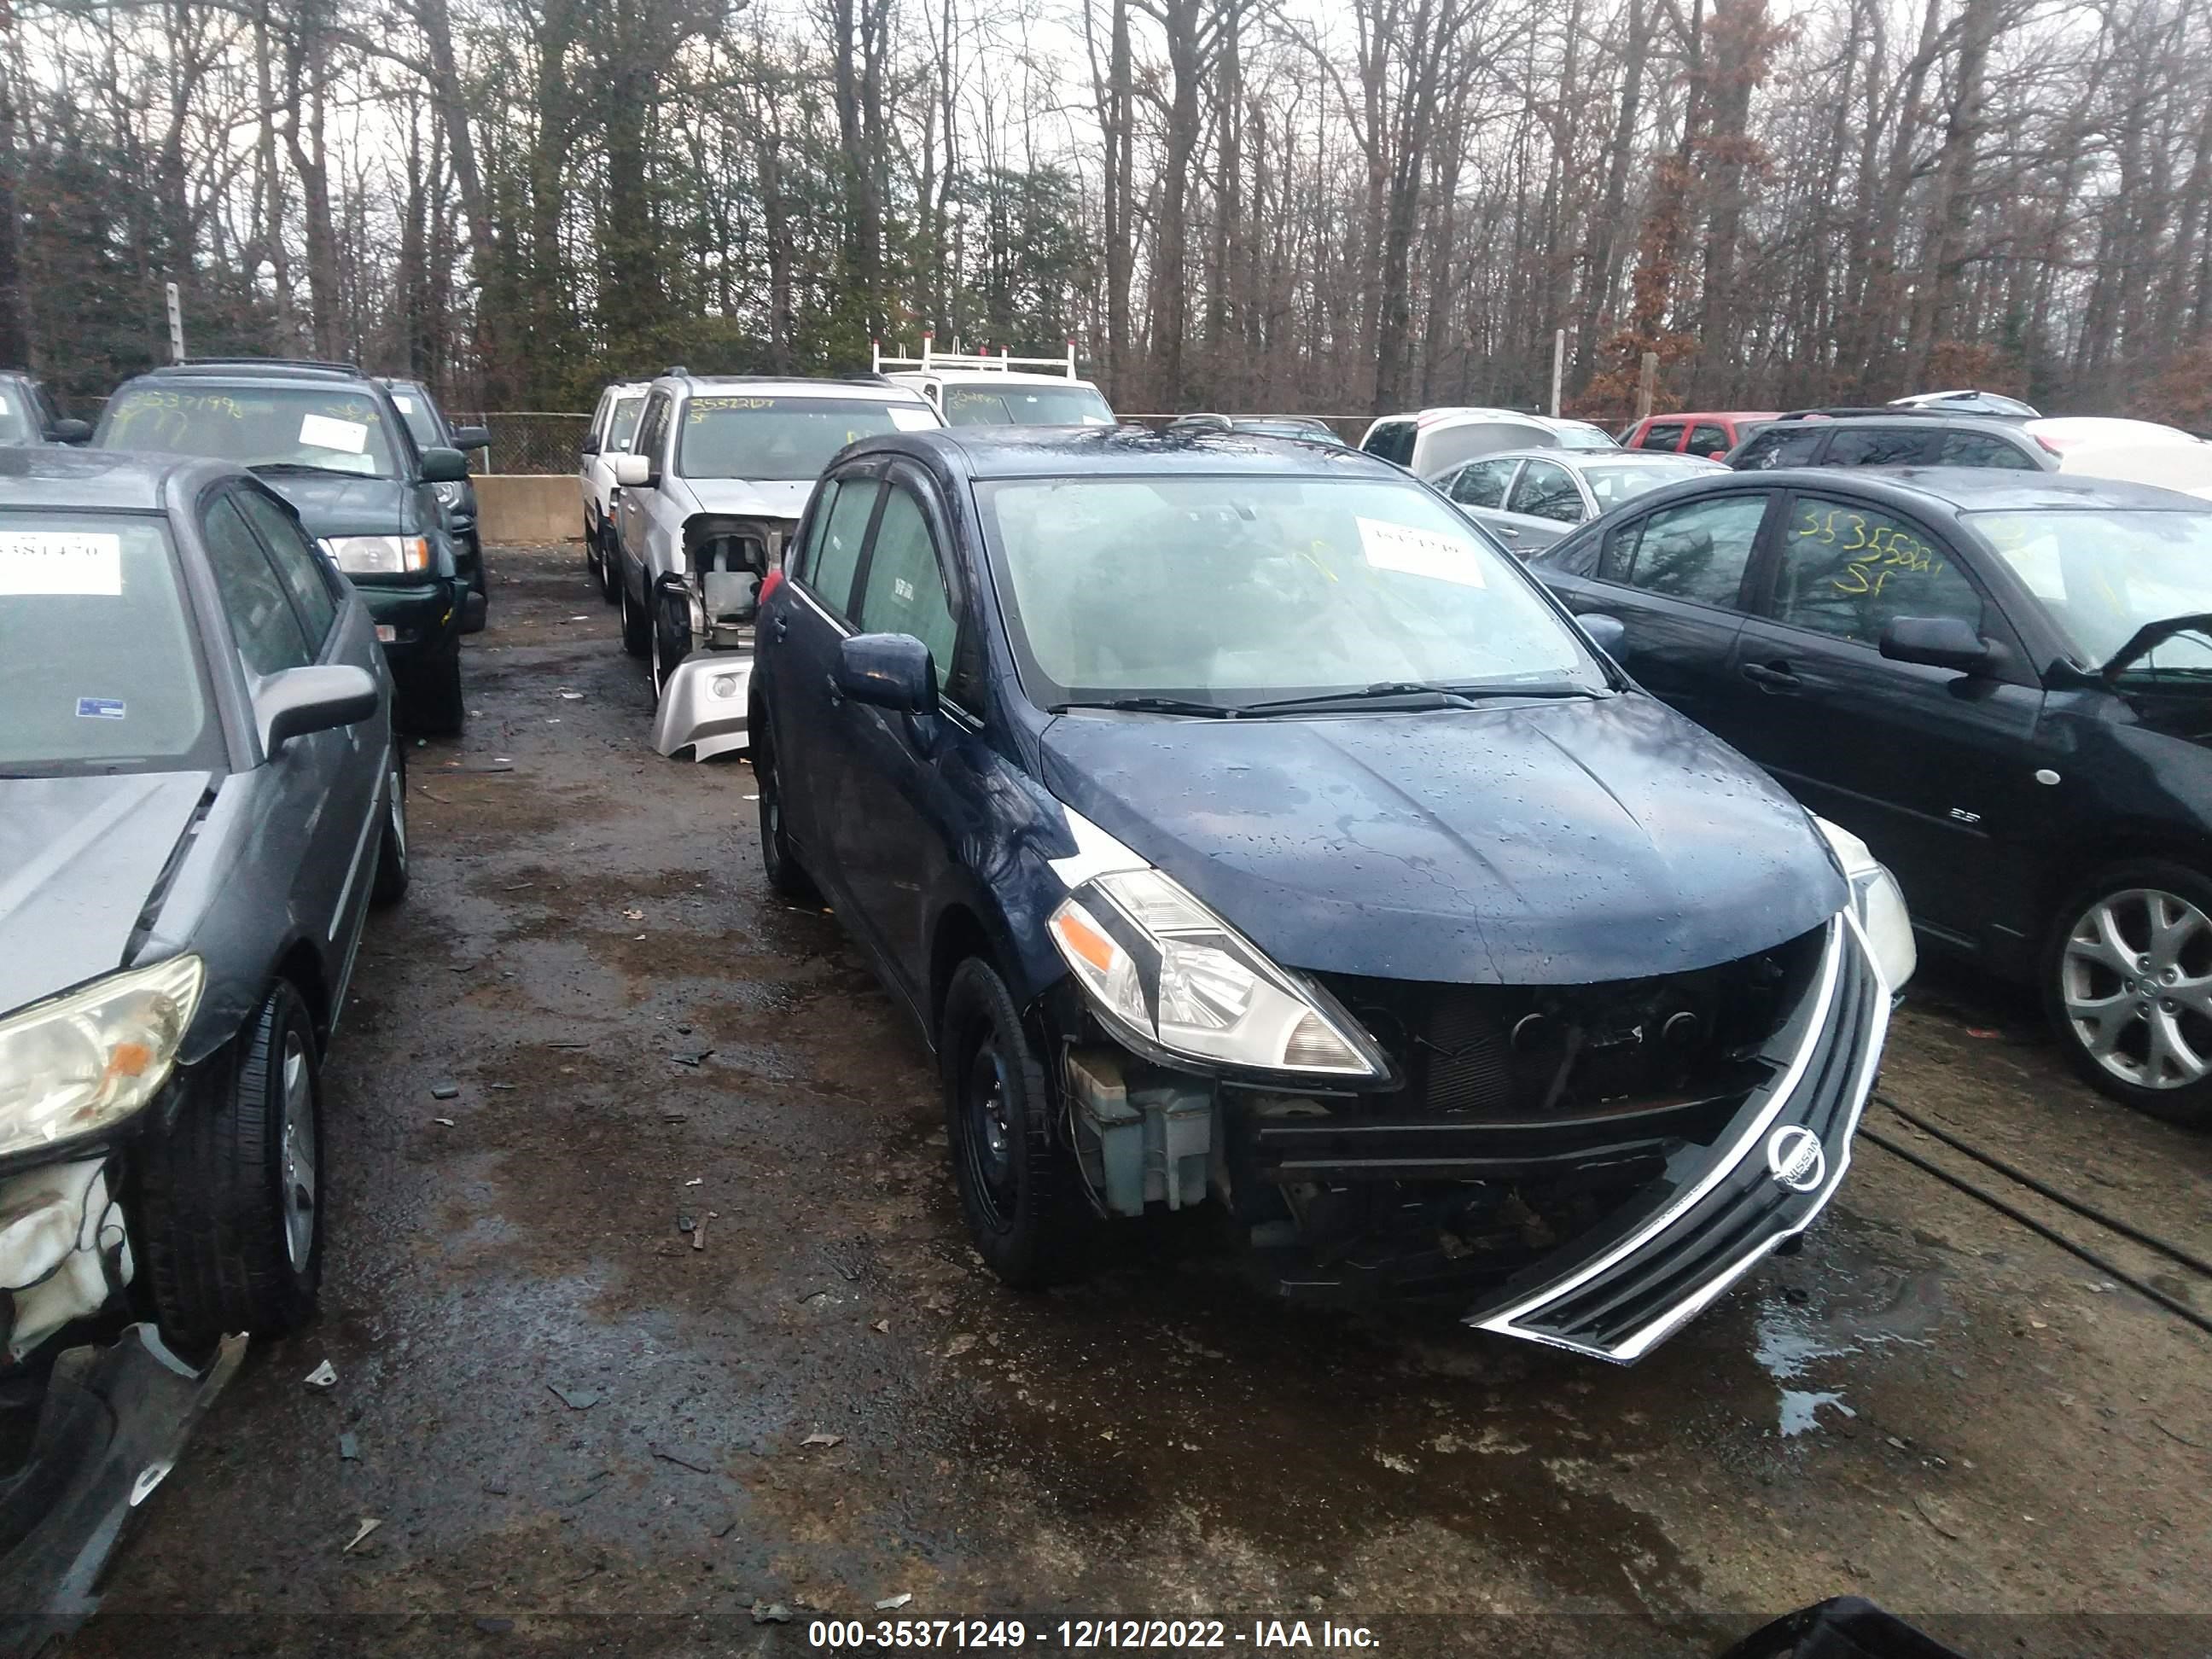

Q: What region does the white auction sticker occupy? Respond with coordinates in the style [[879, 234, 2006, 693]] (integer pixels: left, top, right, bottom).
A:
[[299, 413, 369, 454], [1356, 516, 1486, 587], [0, 531, 123, 597], [889, 407, 936, 431]]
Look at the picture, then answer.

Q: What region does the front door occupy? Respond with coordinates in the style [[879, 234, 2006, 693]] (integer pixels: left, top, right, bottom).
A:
[[1725, 486, 2047, 953], [1497, 457, 1587, 552]]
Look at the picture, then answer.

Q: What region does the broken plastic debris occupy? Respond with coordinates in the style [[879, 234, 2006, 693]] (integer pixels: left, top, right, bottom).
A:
[[677, 1214, 696, 1234], [684, 1178, 702, 1187], [559, 690, 585, 701], [433, 1117, 456, 1127], [305, 1359, 337, 1389], [692, 1214, 708, 1252], [548, 1382, 600, 1411], [649, 1443, 714, 1474], [342, 1517, 381, 1553], [622, 908, 644, 921], [752, 1603, 792, 1624], [876, 1593, 913, 1611], [429, 1080, 460, 1100], [800, 1431, 842, 1448], [870, 1319, 890, 1334], [338, 1433, 359, 1461]]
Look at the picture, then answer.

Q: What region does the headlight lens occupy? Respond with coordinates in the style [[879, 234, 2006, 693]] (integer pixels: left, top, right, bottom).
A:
[[0, 956, 204, 1157], [1813, 816, 1917, 989], [1048, 869, 1386, 1077], [322, 534, 430, 574]]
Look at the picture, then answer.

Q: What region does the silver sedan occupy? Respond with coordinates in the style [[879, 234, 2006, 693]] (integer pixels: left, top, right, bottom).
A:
[[1429, 447, 1726, 553]]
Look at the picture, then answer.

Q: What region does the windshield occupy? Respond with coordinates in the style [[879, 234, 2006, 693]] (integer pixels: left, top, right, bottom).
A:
[[100, 383, 403, 478], [609, 396, 644, 451], [0, 512, 219, 775], [1582, 459, 1721, 509], [387, 387, 441, 449], [678, 396, 931, 480], [1555, 424, 1621, 451], [980, 474, 1600, 708], [943, 384, 1115, 428], [1970, 508, 2212, 671]]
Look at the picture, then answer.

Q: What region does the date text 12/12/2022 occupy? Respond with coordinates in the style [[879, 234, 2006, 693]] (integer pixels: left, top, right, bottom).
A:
[[804, 1621, 1381, 1650]]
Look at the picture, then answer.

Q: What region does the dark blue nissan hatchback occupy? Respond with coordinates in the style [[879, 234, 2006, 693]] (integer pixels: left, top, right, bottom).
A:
[[751, 428, 1914, 1363]]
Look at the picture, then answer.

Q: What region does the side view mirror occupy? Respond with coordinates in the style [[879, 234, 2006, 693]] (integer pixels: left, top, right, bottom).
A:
[[835, 632, 937, 716], [1579, 613, 1627, 655], [612, 453, 652, 489], [579, 434, 601, 457], [1880, 615, 1992, 675], [419, 445, 468, 484], [451, 424, 491, 452], [254, 664, 380, 755], [48, 418, 91, 445]]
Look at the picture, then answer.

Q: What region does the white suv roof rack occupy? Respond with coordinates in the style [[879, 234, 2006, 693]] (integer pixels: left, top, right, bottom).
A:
[[872, 332, 1080, 380]]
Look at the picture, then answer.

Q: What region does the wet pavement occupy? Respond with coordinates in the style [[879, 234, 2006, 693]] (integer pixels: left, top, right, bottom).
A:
[[73, 547, 2212, 1656]]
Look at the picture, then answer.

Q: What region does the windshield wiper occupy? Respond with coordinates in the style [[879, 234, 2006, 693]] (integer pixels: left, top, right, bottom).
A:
[[2098, 613, 2212, 682], [1048, 696, 1239, 719], [1239, 678, 1592, 715], [250, 461, 367, 478]]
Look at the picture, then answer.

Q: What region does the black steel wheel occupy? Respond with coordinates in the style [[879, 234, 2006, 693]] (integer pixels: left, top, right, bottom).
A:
[[940, 958, 1090, 1288]]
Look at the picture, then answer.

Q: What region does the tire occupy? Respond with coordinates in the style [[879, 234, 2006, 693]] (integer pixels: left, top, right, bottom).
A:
[[585, 519, 602, 584], [399, 639, 465, 736], [460, 538, 487, 633], [600, 528, 624, 605], [620, 575, 651, 659], [2044, 857, 2212, 1129], [137, 981, 324, 1347], [940, 958, 1091, 1288], [649, 585, 690, 705], [754, 718, 818, 902], [370, 744, 410, 906]]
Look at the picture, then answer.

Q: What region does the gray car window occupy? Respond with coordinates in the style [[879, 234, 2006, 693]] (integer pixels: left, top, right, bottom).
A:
[[1619, 494, 1768, 609], [1938, 431, 2038, 470], [1508, 459, 1584, 524], [234, 488, 338, 650], [856, 486, 959, 685], [1447, 458, 1516, 509], [1639, 422, 1685, 452], [202, 495, 312, 676], [1772, 495, 1982, 645], [807, 479, 880, 619], [1825, 426, 1941, 468], [1685, 423, 1732, 458], [1733, 426, 1824, 469]]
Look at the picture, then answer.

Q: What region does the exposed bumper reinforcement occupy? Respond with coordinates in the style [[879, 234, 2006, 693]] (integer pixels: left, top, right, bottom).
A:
[[1463, 911, 1889, 1363], [651, 653, 754, 762]]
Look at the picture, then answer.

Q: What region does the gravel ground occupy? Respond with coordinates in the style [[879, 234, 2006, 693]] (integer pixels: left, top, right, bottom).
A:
[[70, 544, 2212, 1657]]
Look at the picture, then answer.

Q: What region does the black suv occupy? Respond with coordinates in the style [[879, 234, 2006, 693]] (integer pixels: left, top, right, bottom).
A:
[[94, 359, 479, 731], [1730, 410, 2050, 474], [379, 376, 490, 626]]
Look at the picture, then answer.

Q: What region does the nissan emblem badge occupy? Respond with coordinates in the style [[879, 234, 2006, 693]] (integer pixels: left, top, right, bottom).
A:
[[1766, 1125, 1825, 1193]]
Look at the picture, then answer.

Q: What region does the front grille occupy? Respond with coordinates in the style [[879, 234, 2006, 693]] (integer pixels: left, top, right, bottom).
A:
[[1469, 915, 1886, 1360]]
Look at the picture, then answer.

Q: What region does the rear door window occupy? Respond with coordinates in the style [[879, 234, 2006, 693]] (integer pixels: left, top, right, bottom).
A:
[[1685, 422, 1732, 458], [1938, 431, 2038, 470], [1362, 421, 1415, 468], [1733, 426, 1824, 469], [1639, 422, 1685, 452], [1614, 494, 1770, 609], [1825, 425, 1941, 468]]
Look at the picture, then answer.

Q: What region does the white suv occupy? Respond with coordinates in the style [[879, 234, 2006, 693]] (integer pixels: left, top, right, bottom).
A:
[[608, 373, 941, 752], [579, 379, 649, 602], [1359, 407, 1617, 478], [874, 339, 1115, 428]]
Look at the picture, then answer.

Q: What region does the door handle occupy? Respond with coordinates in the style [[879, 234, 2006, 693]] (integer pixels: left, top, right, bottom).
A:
[[1493, 524, 1521, 540], [771, 614, 789, 643], [825, 672, 844, 708], [1741, 661, 1802, 691]]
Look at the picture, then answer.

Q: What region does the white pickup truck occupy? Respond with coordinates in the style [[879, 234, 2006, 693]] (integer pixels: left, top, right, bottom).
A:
[[577, 379, 650, 602], [873, 338, 1116, 428]]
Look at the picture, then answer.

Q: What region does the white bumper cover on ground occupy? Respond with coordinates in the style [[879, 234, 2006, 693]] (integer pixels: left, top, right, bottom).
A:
[[651, 654, 754, 762]]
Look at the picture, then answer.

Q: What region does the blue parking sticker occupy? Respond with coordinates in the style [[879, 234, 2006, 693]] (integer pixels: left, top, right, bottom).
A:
[[75, 697, 125, 719]]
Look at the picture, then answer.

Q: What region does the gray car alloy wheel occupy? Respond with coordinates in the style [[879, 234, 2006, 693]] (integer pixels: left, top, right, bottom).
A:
[[278, 1030, 319, 1272], [2059, 886, 2212, 1091]]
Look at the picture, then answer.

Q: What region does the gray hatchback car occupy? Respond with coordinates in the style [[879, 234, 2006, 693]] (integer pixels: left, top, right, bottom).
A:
[[0, 449, 405, 1365]]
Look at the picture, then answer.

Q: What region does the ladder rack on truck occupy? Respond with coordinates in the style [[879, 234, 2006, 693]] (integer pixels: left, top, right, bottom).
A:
[[872, 333, 1080, 379]]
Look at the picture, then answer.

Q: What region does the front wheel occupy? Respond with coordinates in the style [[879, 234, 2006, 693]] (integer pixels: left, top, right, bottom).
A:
[[2045, 859, 2212, 1129], [599, 528, 625, 605], [754, 718, 818, 902], [620, 576, 651, 658], [370, 744, 410, 905], [940, 958, 1091, 1288], [650, 586, 691, 705], [137, 981, 324, 1347]]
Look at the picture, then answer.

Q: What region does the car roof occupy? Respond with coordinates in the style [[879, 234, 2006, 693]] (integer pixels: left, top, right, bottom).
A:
[[1704, 464, 2208, 514], [1639, 410, 1778, 423], [1394, 407, 1599, 433], [874, 425, 1405, 481], [133, 358, 372, 387], [655, 374, 933, 403], [1476, 447, 1720, 469], [887, 368, 1101, 389], [0, 445, 235, 510]]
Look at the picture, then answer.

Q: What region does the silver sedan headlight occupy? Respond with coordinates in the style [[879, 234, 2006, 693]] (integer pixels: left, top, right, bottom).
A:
[[1813, 817, 1916, 989], [0, 957, 205, 1157], [1049, 869, 1388, 1077]]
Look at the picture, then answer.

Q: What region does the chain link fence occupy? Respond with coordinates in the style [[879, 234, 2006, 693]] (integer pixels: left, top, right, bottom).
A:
[[460, 411, 592, 474]]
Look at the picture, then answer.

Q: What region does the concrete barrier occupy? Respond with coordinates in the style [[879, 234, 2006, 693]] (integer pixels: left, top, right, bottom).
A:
[[474, 474, 582, 544]]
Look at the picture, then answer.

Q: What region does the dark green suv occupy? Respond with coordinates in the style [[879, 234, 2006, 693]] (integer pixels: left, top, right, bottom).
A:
[[95, 358, 479, 731]]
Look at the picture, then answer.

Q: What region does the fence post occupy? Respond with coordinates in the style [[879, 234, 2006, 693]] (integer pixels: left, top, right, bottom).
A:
[[1634, 352, 1659, 422]]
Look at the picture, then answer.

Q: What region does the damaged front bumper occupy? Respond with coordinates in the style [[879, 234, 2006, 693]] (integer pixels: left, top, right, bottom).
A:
[[1464, 911, 1888, 1362], [0, 1157, 133, 1366], [651, 652, 754, 761]]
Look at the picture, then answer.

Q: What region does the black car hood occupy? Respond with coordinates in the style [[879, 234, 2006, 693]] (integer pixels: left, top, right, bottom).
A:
[[1039, 696, 1847, 984], [0, 772, 212, 1015], [253, 470, 421, 538]]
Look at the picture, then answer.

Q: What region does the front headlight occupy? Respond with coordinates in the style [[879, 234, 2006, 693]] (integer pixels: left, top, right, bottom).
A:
[[322, 534, 431, 575], [0, 956, 204, 1158], [1812, 816, 1917, 989], [1048, 869, 1387, 1078]]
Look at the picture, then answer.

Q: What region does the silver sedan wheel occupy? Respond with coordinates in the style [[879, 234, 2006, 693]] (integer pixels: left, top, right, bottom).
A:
[[2059, 887, 2212, 1091], [278, 1033, 318, 1271]]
